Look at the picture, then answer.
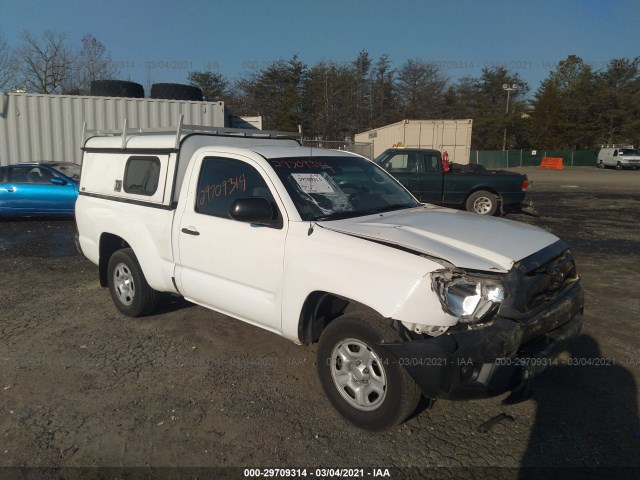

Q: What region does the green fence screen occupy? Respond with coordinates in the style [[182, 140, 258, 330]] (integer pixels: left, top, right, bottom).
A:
[[468, 150, 598, 168]]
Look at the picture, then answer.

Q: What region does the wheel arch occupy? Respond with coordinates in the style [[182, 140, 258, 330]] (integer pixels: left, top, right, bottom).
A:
[[465, 186, 502, 203], [297, 291, 386, 345], [99, 233, 130, 287]]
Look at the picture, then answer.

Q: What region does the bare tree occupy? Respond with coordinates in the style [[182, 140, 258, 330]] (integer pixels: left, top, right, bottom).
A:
[[16, 30, 75, 94], [70, 34, 118, 94], [0, 34, 16, 91]]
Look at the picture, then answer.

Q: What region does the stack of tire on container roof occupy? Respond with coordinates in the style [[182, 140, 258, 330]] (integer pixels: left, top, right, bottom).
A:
[[150, 83, 203, 101], [90, 80, 145, 98], [89, 80, 204, 101]]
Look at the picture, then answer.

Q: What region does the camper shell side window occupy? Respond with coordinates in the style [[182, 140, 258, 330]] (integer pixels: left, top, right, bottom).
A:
[[124, 156, 161, 196]]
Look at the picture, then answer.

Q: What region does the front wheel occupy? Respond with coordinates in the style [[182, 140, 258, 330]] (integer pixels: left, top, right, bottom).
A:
[[107, 248, 159, 317], [316, 314, 421, 431], [465, 190, 499, 215], [616, 162, 623, 170]]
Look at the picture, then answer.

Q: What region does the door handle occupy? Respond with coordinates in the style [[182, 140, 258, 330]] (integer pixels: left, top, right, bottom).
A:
[[2, 187, 15, 192], [181, 227, 200, 236]]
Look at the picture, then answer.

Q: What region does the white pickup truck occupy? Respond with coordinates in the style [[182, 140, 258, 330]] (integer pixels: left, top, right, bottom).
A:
[[75, 119, 584, 431]]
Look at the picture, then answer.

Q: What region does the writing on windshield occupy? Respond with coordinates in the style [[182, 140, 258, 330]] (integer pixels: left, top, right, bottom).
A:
[[267, 156, 418, 221]]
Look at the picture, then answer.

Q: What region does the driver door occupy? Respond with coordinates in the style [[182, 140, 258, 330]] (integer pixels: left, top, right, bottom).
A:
[[174, 153, 288, 332]]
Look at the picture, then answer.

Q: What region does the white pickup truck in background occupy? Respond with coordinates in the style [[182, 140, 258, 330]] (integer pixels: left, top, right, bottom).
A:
[[75, 118, 584, 431]]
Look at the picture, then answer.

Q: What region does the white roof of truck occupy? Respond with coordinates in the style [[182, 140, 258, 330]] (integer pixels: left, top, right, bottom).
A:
[[240, 145, 361, 159], [82, 131, 361, 204]]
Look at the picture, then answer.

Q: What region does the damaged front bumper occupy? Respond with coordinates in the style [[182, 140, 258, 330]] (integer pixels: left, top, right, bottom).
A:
[[380, 280, 584, 399]]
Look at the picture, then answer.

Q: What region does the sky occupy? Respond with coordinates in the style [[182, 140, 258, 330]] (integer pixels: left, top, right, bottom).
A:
[[1, 0, 639, 96]]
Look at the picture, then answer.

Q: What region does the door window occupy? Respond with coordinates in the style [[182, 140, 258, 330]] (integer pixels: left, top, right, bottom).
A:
[[423, 154, 440, 172], [380, 153, 419, 173], [9, 166, 61, 184], [196, 157, 276, 219]]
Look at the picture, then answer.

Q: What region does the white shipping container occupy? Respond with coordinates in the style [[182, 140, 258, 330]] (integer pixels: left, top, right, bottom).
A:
[[0, 93, 228, 166], [355, 119, 473, 163]]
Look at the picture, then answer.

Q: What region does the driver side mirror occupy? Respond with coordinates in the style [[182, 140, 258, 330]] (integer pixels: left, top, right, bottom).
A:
[[229, 197, 282, 229]]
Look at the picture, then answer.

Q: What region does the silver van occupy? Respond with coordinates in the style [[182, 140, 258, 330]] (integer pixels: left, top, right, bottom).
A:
[[597, 147, 640, 170]]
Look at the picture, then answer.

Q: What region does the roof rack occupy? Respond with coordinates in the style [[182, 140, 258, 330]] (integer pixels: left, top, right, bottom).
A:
[[82, 114, 302, 150]]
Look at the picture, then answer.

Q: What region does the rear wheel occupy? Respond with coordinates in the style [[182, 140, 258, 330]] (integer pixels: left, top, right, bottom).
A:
[[316, 313, 421, 431], [465, 190, 498, 215], [597, 160, 604, 168], [107, 248, 158, 317]]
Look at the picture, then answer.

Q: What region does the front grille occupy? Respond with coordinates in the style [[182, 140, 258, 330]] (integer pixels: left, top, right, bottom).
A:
[[498, 245, 579, 317], [495, 243, 583, 344]]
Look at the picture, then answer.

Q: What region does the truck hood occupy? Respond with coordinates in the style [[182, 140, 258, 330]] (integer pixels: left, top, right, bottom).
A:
[[318, 206, 559, 272]]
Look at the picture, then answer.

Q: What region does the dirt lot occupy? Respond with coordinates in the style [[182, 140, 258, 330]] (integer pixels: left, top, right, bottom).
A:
[[1, 167, 639, 478]]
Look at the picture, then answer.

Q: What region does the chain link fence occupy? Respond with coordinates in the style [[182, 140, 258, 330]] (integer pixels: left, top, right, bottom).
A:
[[297, 144, 599, 167]]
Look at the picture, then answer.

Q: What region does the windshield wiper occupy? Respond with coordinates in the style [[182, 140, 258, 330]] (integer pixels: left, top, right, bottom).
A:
[[312, 204, 417, 221], [312, 211, 363, 221], [372, 203, 417, 214]]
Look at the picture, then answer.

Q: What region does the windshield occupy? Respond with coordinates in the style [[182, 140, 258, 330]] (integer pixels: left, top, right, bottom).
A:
[[619, 149, 639, 156], [267, 156, 419, 221]]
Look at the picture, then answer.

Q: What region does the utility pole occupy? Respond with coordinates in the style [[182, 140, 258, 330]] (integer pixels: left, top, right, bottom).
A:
[[502, 83, 517, 151]]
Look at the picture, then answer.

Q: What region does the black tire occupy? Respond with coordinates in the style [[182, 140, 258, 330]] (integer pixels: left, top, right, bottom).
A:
[[150, 83, 203, 101], [465, 190, 498, 215], [107, 248, 158, 317], [316, 313, 422, 431], [90, 80, 145, 98], [616, 161, 623, 170]]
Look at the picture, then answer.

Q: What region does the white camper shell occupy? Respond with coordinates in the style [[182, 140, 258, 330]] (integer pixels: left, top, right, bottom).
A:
[[80, 119, 301, 206]]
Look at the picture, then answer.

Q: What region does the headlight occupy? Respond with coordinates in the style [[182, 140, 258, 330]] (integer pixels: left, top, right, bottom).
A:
[[431, 271, 505, 324]]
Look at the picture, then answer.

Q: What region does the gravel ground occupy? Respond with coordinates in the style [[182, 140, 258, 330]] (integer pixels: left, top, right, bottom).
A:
[[0, 167, 639, 479]]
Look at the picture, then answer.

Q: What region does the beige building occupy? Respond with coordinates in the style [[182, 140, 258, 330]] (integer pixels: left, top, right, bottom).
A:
[[355, 119, 472, 163]]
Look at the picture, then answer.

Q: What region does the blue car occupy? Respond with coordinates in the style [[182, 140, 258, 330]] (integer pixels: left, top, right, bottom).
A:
[[0, 162, 80, 217]]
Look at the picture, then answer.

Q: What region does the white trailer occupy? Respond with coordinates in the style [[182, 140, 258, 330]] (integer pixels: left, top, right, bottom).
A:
[[355, 119, 473, 163]]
